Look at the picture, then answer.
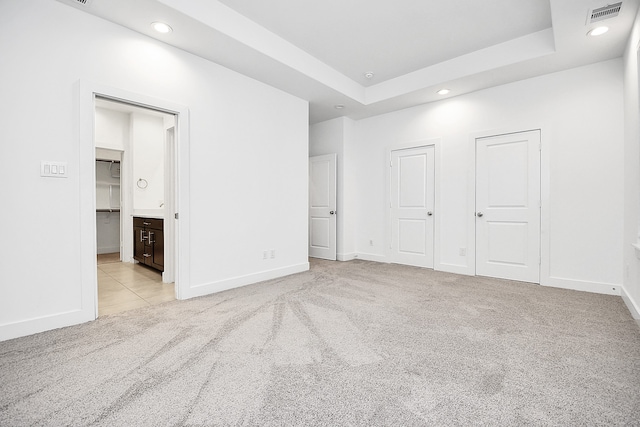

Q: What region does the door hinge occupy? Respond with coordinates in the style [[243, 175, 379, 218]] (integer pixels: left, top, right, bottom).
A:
[[390, 161, 393, 167], [174, 213, 179, 220]]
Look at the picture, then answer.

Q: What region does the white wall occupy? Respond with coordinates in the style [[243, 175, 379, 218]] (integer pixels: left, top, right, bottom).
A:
[[96, 108, 167, 214], [96, 212, 120, 254], [0, 0, 308, 341], [350, 59, 624, 295], [131, 113, 165, 213], [95, 108, 128, 151], [623, 7, 640, 319], [343, 118, 357, 259]]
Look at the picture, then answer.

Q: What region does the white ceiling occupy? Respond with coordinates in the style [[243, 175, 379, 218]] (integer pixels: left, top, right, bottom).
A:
[[217, 0, 553, 86], [57, 0, 639, 124]]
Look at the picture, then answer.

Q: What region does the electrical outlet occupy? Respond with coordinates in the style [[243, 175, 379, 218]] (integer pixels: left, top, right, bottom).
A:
[[270, 249, 276, 259], [369, 239, 374, 246], [263, 250, 268, 260], [459, 248, 466, 256]]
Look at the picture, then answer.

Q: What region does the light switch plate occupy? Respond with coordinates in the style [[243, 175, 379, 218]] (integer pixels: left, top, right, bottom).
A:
[[41, 161, 68, 178]]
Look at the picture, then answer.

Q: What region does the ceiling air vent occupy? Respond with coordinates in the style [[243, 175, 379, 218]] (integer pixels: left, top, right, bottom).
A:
[[587, 2, 622, 23], [61, 0, 92, 5]]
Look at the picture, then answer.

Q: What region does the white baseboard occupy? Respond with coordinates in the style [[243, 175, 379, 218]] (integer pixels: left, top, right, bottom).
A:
[[621, 286, 640, 320], [353, 256, 474, 277], [183, 262, 310, 299], [97, 246, 119, 254], [436, 262, 473, 276], [354, 252, 389, 263], [0, 308, 94, 342], [337, 252, 356, 261], [542, 276, 621, 296], [336, 257, 623, 300]]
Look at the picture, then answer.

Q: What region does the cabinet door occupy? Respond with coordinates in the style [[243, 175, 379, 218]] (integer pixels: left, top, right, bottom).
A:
[[150, 228, 164, 272], [133, 226, 146, 263]]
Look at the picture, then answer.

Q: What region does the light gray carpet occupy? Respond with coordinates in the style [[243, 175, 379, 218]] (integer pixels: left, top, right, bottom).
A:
[[1, 259, 639, 426]]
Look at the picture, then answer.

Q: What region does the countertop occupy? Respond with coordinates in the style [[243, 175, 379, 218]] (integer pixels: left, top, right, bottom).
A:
[[132, 214, 164, 220]]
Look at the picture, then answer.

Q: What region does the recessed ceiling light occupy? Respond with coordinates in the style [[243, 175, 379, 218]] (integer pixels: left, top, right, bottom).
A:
[[587, 26, 609, 36], [437, 89, 451, 95], [152, 22, 173, 34], [364, 72, 375, 79], [334, 104, 345, 110]]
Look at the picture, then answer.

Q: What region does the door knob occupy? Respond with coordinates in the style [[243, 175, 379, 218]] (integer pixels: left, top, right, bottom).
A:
[[476, 212, 484, 217], [329, 211, 335, 215], [427, 211, 433, 216]]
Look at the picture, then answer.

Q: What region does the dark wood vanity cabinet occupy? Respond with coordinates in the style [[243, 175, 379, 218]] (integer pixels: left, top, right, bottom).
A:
[[133, 217, 164, 272]]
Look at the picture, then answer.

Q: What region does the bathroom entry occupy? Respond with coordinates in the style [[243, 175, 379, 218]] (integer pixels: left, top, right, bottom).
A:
[[94, 97, 178, 315]]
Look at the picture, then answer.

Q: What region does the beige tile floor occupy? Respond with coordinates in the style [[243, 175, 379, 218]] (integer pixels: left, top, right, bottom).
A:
[[97, 254, 175, 316]]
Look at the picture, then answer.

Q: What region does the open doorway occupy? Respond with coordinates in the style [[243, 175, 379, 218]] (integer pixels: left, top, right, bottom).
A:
[[94, 97, 177, 316]]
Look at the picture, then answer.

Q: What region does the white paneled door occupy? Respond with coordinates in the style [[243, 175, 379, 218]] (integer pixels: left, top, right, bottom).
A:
[[309, 154, 337, 260], [476, 130, 541, 283], [390, 146, 435, 268]]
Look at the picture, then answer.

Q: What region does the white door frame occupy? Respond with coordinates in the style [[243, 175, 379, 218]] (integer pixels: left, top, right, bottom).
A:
[[79, 80, 190, 321], [385, 139, 441, 269], [309, 153, 337, 260], [467, 126, 549, 284], [163, 125, 176, 283], [475, 130, 541, 283]]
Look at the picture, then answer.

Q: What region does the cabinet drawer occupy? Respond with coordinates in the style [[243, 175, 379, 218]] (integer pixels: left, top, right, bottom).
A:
[[133, 217, 163, 230]]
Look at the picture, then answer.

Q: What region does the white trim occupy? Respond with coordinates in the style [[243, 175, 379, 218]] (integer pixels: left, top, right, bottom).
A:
[[79, 80, 100, 322], [337, 252, 356, 261], [433, 142, 442, 271], [97, 246, 120, 255], [621, 286, 640, 320], [309, 153, 338, 261], [543, 276, 621, 296], [438, 262, 473, 276], [466, 134, 477, 274], [79, 80, 191, 312], [163, 125, 176, 284], [0, 309, 87, 342], [353, 255, 472, 276], [468, 124, 547, 283], [384, 138, 441, 270], [355, 252, 389, 263], [183, 263, 310, 299], [539, 127, 552, 290]]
